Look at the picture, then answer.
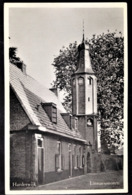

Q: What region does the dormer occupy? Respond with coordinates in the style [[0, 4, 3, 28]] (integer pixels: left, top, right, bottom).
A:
[[61, 113, 72, 129], [61, 113, 78, 131], [41, 102, 57, 124]]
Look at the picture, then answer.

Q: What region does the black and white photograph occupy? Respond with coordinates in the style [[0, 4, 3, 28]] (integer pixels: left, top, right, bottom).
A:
[[4, 3, 128, 194]]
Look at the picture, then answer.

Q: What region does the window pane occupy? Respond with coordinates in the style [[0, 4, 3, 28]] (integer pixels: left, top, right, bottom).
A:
[[57, 142, 61, 154], [55, 154, 59, 171], [87, 118, 93, 126], [78, 77, 84, 85], [61, 154, 65, 170], [38, 139, 43, 147]]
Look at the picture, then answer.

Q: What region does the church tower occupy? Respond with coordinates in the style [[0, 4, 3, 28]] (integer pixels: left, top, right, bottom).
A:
[[71, 32, 98, 151]]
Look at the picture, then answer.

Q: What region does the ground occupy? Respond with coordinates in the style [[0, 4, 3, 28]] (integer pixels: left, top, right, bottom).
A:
[[11, 170, 123, 191]]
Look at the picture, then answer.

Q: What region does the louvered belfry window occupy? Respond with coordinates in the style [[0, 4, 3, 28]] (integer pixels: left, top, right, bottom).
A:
[[78, 77, 85, 114]]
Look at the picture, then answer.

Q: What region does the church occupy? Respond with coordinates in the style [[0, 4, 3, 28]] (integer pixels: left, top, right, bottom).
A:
[[10, 34, 100, 187]]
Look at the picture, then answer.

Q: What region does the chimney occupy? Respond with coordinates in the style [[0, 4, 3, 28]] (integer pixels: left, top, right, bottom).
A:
[[16, 62, 26, 74], [49, 87, 58, 96]]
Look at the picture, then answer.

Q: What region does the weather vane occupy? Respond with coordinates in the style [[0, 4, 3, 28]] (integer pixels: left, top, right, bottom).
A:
[[82, 19, 85, 42]]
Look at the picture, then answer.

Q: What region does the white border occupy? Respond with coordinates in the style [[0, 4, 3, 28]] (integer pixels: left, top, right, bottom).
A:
[[4, 2, 128, 194]]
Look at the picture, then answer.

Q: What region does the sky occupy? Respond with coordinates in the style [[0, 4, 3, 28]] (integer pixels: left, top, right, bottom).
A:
[[8, 3, 125, 93]]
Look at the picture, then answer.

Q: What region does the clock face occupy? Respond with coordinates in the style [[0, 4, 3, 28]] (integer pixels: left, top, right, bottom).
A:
[[78, 77, 84, 85]]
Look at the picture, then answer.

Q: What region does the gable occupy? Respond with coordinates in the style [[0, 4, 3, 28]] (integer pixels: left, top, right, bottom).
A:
[[10, 87, 31, 131], [10, 64, 84, 141]]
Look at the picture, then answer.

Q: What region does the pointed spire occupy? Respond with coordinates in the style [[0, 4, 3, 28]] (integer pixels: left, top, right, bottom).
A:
[[76, 20, 94, 74], [82, 20, 85, 43]]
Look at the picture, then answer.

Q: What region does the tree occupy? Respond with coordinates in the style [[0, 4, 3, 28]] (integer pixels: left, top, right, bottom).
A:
[[52, 31, 124, 152], [9, 47, 22, 64]]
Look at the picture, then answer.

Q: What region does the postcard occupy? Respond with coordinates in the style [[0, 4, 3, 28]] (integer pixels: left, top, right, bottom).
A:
[[4, 3, 128, 194]]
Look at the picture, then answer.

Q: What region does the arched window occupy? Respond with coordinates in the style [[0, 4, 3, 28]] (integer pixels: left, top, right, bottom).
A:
[[88, 77, 92, 85], [78, 77, 84, 85], [78, 77, 85, 114], [87, 118, 93, 126]]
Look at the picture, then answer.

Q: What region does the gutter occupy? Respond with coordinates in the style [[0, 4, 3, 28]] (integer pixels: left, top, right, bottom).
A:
[[28, 124, 87, 143]]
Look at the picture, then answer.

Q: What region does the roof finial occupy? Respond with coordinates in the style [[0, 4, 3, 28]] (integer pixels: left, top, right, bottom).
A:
[[82, 19, 85, 43]]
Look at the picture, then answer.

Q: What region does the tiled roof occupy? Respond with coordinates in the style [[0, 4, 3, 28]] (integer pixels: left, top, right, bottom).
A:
[[10, 64, 85, 141]]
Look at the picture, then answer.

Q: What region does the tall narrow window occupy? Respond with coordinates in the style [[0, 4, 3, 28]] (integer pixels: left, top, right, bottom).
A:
[[78, 77, 84, 85], [72, 145, 77, 169], [55, 142, 64, 172], [72, 79, 76, 114], [68, 144, 71, 151], [74, 118, 78, 130], [57, 142, 61, 171], [78, 77, 85, 114], [37, 138, 43, 148], [79, 147, 83, 168], [88, 77, 92, 85]]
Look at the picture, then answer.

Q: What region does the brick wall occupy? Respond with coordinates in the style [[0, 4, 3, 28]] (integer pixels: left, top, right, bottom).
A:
[[10, 131, 85, 186], [78, 115, 97, 149], [10, 132, 32, 184], [44, 135, 79, 172], [44, 135, 58, 172], [78, 116, 86, 139], [10, 87, 30, 131], [43, 134, 85, 183]]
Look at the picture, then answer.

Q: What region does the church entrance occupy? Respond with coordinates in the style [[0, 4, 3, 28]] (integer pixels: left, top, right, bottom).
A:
[[87, 152, 91, 173]]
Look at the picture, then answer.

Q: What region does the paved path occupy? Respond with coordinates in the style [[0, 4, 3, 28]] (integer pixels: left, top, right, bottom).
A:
[[12, 170, 123, 190]]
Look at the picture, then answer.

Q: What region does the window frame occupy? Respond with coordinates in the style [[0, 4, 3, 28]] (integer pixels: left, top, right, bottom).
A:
[[78, 77, 84, 85], [37, 136, 43, 148], [73, 145, 78, 169], [55, 141, 64, 172], [79, 146, 83, 168], [74, 118, 78, 131], [88, 77, 92, 85], [87, 118, 93, 126]]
